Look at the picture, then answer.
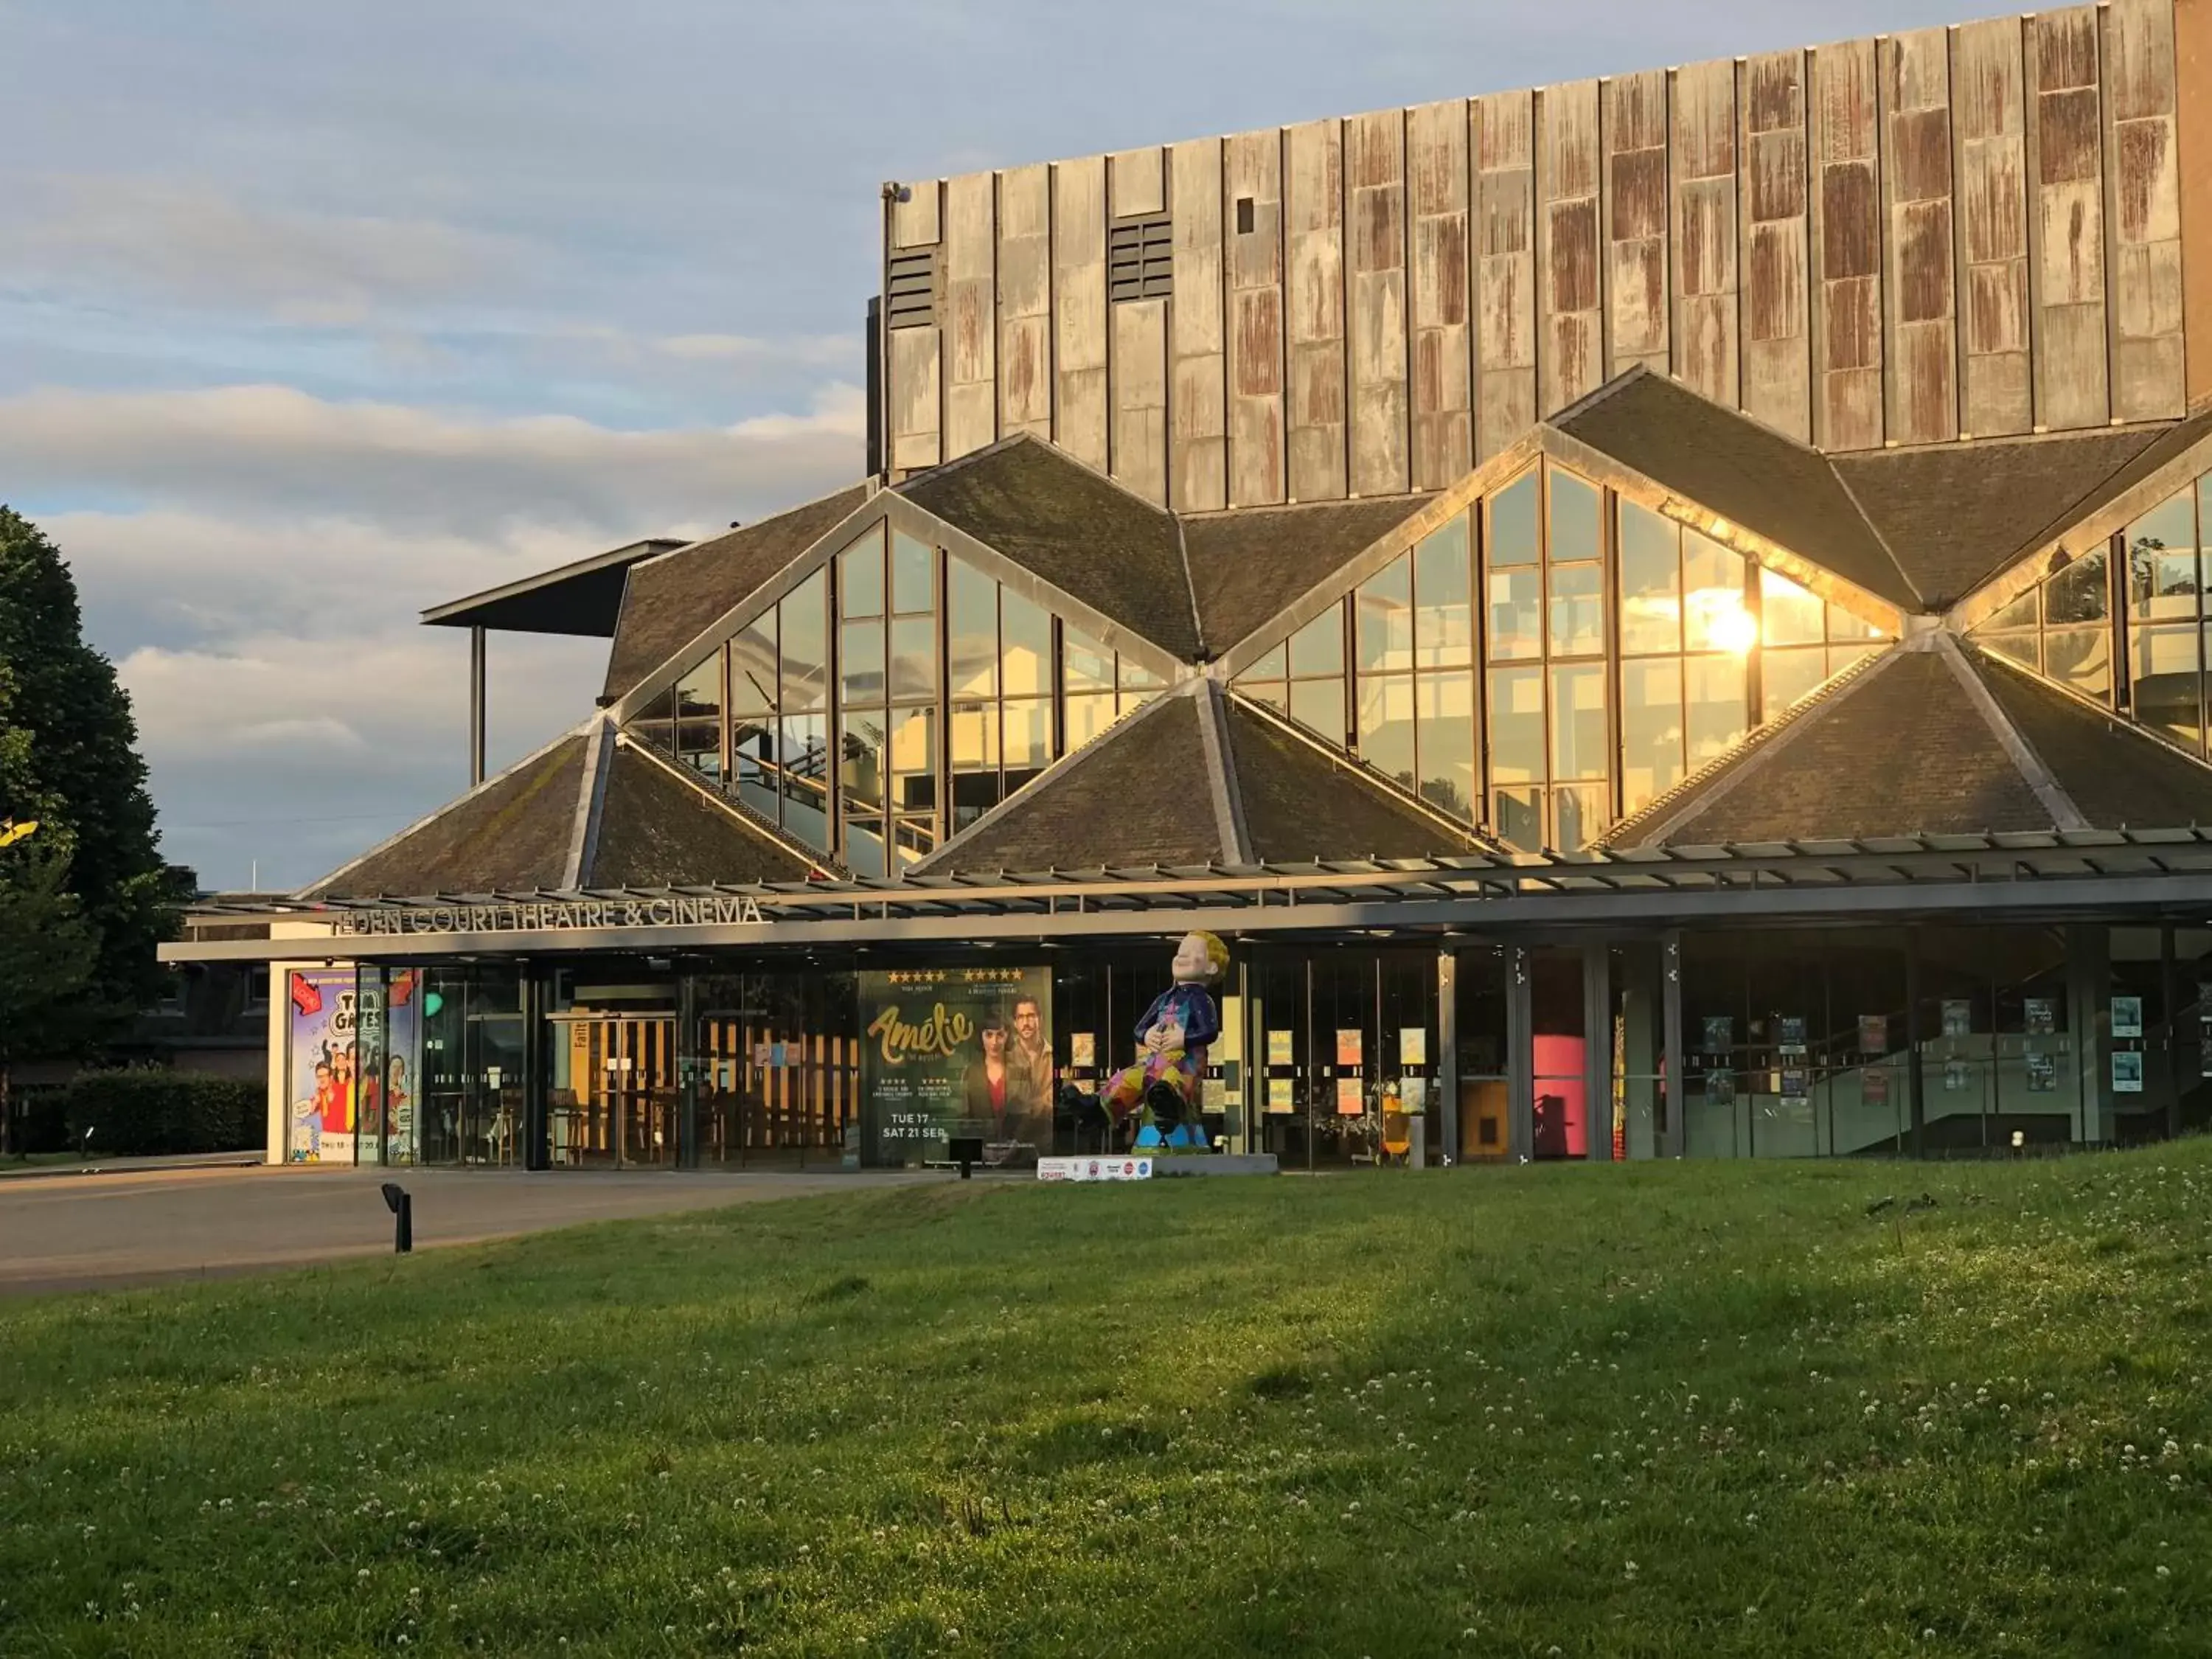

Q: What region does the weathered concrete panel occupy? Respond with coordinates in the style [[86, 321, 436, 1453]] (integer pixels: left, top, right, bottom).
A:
[[2029, 6, 2111, 429], [1742, 51, 1811, 440], [1409, 99, 1473, 490], [1883, 29, 1958, 445], [2177, 0, 2212, 406], [1604, 69, 1671, 379], [942, 171, 997, 460], [1539, 80, 1602, 415], [1112, 299, 1169, 505], [2107, 0, 2187, 420], [888, 324, 942, 473], [1477, 91, 1539, 459], [1669, 60, 1742, 418], [1812, 38, 1885, 449], [1346, 109, 1411, 496], [1286, 118, 1349, 500], [996, 164, 1052, 439], [892, 179, 941, 249], [1053, 156, 1110, 470], [1108, 148, 1169, 497], [1952, 18, 2033, 435], [1225, 128, 1287, 506], [1170, 137, 1228, 510]]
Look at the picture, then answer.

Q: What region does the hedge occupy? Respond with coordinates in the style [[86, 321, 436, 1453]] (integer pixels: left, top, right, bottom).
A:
[[62, 1070, 263, 1158]]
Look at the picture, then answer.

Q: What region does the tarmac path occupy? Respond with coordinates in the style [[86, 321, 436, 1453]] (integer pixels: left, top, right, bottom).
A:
[[0, 1164, 938, 1296]]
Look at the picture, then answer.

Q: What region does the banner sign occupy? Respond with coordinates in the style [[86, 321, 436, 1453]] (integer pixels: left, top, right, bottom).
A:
[[331, 895, 767, 938], [1037, 1156, 1153, 1182], [286, 969, 421, 1165], [858, 965, 1053, 1164]]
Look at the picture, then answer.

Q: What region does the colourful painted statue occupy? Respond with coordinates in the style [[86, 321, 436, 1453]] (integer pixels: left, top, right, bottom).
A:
[[1099, 930, 1228, 1150]]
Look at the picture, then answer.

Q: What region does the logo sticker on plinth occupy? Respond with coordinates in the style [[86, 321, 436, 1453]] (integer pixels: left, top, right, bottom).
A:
[[1037, 1157, 1155, 1182]]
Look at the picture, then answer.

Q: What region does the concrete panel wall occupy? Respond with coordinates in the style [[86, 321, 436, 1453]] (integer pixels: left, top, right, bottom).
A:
[[881, 4, 2195, 481], [1169, 137, 1228, 509], [1477, 91, 1539, 461], [1539, 81, 1604, 414], [1953, 18, 2034, 437], [1346, 110, 1411, 496], [2106, 0, 2187, 421], [1285, 119, 1348, 500], [1409, 100, 1472, 490], [1110, 149, 1170, 504], [997, 164, 1053, 439], [1883, 28, 1960, 445], [1604, 69, 1671, 382], [1052, 156, 1110, 470], [942, 171, 997, 461], [2029, 5, 2112, 430], [1225, 129, 1287, 505], [1742, 50, 1813, 441], [1812, 38, 1885, 450], [1672, 59, 1742, 408]]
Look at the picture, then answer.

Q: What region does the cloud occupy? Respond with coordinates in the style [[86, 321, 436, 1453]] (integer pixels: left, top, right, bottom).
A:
[[0, 380, 865, 535], [6, 175, 520, 321]]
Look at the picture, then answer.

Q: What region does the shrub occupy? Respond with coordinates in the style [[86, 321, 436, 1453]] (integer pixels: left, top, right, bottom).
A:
[[62, 1070, 262, 1157]]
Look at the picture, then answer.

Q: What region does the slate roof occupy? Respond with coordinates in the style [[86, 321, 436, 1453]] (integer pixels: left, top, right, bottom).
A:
[[591, 743, 822, 886], [916, 685, 1492, 873], [1554, 368, 1921, 610], [602, 482, 872, 703], [1832, 426, 2171, 606], [306, 735, 588, 898], [1601, 638, 2212, 849], [896, 437, 1201, 661], [1969, 649, 2212, 830], [1223, 699, 1486, 862], [921, 695, 1225, 872], [1182, 494, 1435, 654]]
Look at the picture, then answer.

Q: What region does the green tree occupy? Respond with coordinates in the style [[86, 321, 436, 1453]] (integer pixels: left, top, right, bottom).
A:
[[0, 509, 173, 1079]]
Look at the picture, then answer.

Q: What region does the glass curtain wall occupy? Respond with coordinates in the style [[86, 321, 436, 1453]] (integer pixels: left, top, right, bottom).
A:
[[1970, 470, 2212, 735], [1237, 464, 1898, 850], [639, 516, 1146, 875]]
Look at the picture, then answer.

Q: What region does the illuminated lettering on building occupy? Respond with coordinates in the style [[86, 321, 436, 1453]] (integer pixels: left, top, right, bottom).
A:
[[330, 895, 768, 937]]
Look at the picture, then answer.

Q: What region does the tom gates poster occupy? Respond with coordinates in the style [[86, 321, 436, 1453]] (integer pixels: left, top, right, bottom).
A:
[[285, 969, 421, 1164], [857, 966, 1051, 1164]]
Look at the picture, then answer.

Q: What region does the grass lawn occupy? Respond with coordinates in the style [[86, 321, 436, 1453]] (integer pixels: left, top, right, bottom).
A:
[[0, 1153, 85, 1176], [6, 1147, 2212, 1657]]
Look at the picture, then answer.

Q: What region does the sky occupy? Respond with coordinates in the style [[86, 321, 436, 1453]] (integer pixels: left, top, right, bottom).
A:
[[0, 0, 1979, 893]]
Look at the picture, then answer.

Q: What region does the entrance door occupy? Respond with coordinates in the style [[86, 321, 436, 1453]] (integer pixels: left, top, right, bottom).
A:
[[552, 1015, 677, 1167]]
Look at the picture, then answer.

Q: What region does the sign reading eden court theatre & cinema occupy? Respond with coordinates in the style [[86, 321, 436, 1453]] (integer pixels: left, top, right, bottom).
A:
[[858, 966, 1053, 1165], [330, 895, 768, 937]]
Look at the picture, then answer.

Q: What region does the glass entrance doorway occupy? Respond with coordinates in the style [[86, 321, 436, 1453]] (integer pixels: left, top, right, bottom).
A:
[[552, 1014, 678, 1167]]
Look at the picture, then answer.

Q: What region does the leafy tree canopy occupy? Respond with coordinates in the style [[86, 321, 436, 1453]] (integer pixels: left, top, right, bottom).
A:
[[0, 507, 173, 1056]]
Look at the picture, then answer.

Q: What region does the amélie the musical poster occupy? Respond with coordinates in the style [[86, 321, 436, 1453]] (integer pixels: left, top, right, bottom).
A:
[[857, 966, 1052, 1164]]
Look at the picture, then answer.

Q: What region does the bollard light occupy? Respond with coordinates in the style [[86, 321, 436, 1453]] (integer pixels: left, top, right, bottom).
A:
[[380, 1182, 413, 1253]]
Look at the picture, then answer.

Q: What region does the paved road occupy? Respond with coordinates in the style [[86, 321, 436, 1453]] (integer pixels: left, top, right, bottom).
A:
[[0, 1165, 939, 1297]]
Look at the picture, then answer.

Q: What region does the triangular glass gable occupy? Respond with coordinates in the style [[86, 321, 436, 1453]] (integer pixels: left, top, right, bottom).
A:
[[621, 516, 1169, 876], [1969, 470, 2212, 759], [1232, 459, 1898, 850]]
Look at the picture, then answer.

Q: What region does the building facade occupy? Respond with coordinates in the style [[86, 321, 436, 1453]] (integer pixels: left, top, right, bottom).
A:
[[168, 1, 2212, 1172]]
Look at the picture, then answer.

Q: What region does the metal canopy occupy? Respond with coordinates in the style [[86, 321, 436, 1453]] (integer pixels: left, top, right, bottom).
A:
[[177, 827, 2212, 934], [420, 538, 686, 638]]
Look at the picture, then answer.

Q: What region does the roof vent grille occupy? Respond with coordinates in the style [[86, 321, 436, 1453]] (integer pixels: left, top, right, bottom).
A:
[[1108, 214, 1173, 303], [885, 248, 939, 329]]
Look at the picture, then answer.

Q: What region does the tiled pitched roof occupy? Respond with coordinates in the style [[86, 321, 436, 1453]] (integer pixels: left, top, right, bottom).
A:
[[588, 743, 821, 886], [1223, 699, 1486, 862], [1966, 649, 2212, 830], [1182, 495, 1435, 654], [923, 695, 1226, 872], [601, 482, 871, 702], [897, 437, 1201, 661], [1607, 648, 2054, 846], [1554, 368, 1921, 610], [1831, 426, 2171, 606], [305, 735, 587, 898]]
